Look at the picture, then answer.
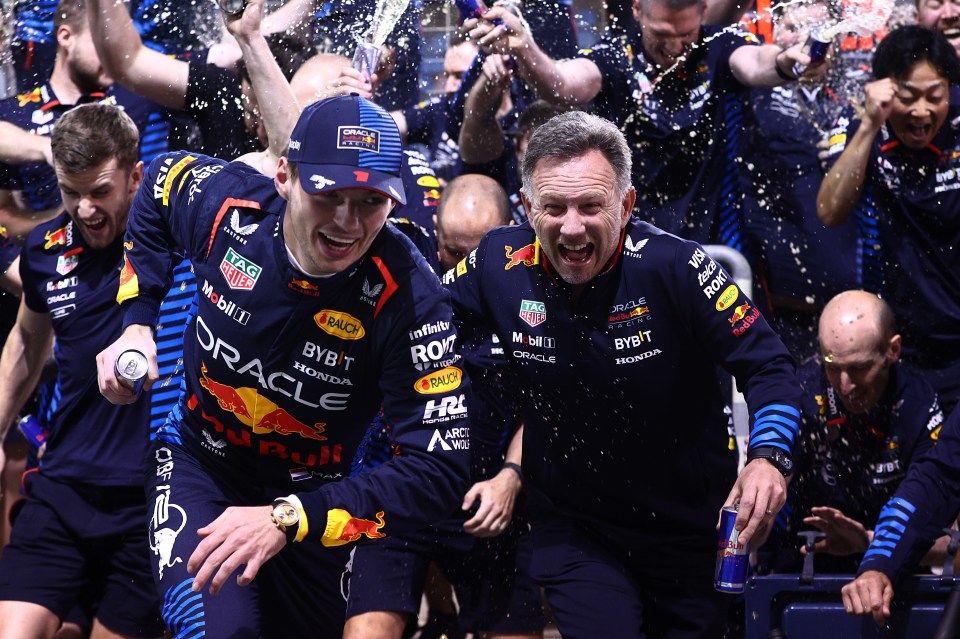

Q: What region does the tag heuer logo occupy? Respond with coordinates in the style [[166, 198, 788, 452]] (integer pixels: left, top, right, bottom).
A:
[[519, 300, 546, 327], [220, 247, 261, 290]]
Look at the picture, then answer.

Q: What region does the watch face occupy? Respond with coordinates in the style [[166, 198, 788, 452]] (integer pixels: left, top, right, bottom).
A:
[[274, 503, 299, 527]]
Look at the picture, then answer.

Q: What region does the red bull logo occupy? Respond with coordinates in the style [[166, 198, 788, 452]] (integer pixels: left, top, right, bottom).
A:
[[117, 254, 140, 304], [730, 304, 761, 337], [423, 189, 441, 200], [629, 306, 649, 318], [17, 88, 41, 107], [417, 175, 440, 188], [43, 225, 69, 250], [288, 278, 320, 296], [322, 508, 387, 547], [315, 309, 365, 340], [415, 366, 463, 395], [199, 364, 252, 419], [728, 303, 752, 326], [504, 242, 539, 270], [255, 408, 327, 440], [197, 365, 330, 441]]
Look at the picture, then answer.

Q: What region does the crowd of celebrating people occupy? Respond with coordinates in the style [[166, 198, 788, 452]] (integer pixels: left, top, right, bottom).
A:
[[0, 0, 960, 637]]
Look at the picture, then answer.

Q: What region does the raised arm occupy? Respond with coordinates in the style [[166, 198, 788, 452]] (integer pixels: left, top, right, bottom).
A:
[[225, 0, 301, 162], [465, 5, 602, 106], [0, 122, 52, 165], [459, 54, 513, 164], [729, 41, 825, 87], [817, 79, 894, 227], [87, 0, 190, 110]]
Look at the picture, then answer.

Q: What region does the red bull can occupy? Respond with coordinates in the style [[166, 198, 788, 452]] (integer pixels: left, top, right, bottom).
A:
[[115, 349, 148, 394], [793, 30, 831, 77], [805, 30, 832, 65], [715, 506, 749, 593], [217, 0, 246, 17], [17, 414, 48, 450]]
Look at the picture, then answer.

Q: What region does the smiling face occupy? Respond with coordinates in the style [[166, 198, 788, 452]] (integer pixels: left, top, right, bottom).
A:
[[634, 0, 704, 69], [918, 0, 960, 57], [55, 156, 142, 249], [887, 60, 950, 149], [522, 150, 634, 291], [277, 159, 394, 275]]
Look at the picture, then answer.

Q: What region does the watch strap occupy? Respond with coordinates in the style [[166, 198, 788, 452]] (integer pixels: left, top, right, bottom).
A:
[[273, 494, 308, 543]]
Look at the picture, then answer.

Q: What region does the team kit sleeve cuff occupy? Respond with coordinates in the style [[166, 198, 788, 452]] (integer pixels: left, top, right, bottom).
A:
[[282, 493, 309, 542], [121, 299, 162, 331]]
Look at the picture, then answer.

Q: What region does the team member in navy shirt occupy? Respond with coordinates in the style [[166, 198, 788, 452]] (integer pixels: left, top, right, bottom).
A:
[[818, 25, 960, 412], [0, 103, 163, 639], [0, 0, 170, 242], [741, 0, 861, 360], [758, 291, 942, 574], [444, 110, 802, 638], [95, 95, 470, 639], [465, 0, 826, 253]]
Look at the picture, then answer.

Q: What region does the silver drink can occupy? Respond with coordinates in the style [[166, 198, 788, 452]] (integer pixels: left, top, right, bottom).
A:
[[115, 349, 148, 394], [217, 0, 246, 18]]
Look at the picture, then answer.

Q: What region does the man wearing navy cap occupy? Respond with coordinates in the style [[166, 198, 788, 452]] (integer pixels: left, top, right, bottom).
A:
[[95, 95, 471, 639]]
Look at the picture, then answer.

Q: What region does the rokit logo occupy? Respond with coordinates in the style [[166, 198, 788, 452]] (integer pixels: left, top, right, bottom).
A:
[[410, 334, 457, 372]]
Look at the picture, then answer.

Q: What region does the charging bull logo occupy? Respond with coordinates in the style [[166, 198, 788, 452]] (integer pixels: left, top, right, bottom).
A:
[[117, 253, 140, 304], [322, 508, 387, 547], [256, 408, 327, 440], [504, 242, 540, 270], [198, 363, 329, 441], [43, 225, 69, 250], [150, 502, 187, 580], [728, 303, 752, 326], [199, 364, 252, 418]]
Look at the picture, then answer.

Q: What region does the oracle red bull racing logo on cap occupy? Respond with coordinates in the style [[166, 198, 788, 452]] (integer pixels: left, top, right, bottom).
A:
[[338, 126, 380, 153], [519, 300, 546, 327], [315, 310, 365, 340], [415, 366, 463, 395]]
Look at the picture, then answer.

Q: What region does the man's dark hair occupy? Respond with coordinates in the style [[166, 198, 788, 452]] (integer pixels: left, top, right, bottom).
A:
[[52, 103, 140, 174], [514, 100, 565, 142], [873, 25, 960, 84], [54, 0, 86, 32], [236, 32, 314, 86], [636, 0, 704, 14]]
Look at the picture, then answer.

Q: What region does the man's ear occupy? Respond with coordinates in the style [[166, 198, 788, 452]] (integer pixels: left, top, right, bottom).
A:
[[621, 187, 636, 227], [275, 157, 291, 200], [886, 334, 902, 364]]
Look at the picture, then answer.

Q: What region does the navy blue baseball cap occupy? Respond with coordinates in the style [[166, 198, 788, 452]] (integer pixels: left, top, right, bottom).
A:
[[287, 94, 406, 205]]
